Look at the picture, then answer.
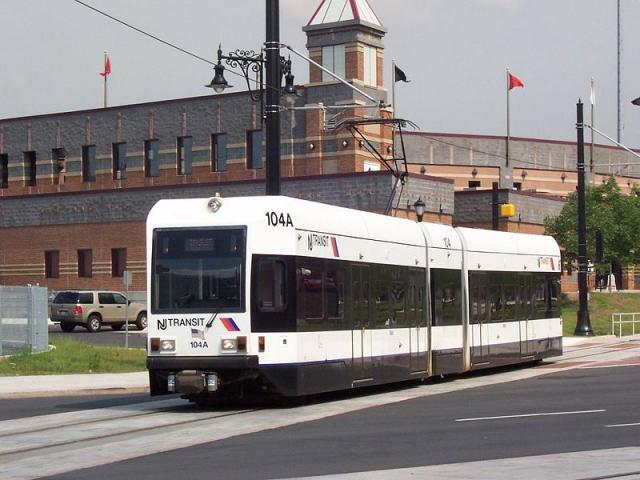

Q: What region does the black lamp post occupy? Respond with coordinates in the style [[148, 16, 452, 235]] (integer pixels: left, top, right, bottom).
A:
[[205, 0, 295, 196], [414, 198, 425, 223], [575, 100, 594, 336]]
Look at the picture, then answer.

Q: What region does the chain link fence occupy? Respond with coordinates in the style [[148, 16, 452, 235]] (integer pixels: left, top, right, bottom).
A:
[[0, 286, 48, 356]]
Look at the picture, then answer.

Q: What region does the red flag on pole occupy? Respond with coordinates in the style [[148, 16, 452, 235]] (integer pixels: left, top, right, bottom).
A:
[[100, 55, 111, 77], [508, 72, 524, 90]]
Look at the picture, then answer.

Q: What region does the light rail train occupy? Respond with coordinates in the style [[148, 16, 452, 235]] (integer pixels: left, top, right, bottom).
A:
[[146, 196, 562, 402]]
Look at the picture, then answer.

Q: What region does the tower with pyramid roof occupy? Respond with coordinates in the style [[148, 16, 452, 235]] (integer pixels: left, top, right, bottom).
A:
[[296, 0, 392, 177]]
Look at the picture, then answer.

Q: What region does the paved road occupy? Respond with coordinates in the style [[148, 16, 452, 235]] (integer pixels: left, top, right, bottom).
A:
[[48, 324, 146, 349], [0, 393, 168, 421], [43, 364, 640, 480]]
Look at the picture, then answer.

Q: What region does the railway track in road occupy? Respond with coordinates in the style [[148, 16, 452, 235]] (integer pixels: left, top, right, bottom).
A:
[[0, 399, 256, 460]]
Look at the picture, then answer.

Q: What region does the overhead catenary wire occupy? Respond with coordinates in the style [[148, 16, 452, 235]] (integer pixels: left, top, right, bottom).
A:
[[72, 0, 257, 85]]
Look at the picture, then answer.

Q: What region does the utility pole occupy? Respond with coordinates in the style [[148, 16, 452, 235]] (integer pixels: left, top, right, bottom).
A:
[[492, 182, 499, 231], [265, 0, 281, 195], [617, 0, 623, 144], [575, 101, 594, 336]]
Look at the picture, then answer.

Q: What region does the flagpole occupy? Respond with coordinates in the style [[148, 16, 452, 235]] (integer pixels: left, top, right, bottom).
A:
[[103, 51, 108, 108], [392, 59, 397, 160], [590, 77, 595, 173], [506, 68, 510, 171]]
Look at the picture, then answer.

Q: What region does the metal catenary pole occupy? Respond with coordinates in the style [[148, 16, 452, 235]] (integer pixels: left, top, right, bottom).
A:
[[575, 100, 594, 336], [265, 0, 281, 196]]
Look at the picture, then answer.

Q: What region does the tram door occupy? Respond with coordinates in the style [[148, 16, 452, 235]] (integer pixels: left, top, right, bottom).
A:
[[519, 276, 532, 357], [471, 284, 490, 365], [409, 270, 427, 373], [352, 266, 372, 381]]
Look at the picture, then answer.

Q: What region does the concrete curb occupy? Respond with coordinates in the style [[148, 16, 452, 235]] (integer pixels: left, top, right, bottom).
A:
[[0, 386, 150, 399], [0, 371, 149, 399]]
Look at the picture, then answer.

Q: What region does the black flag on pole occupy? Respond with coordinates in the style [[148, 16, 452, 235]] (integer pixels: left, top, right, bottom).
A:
[[394, 64, 410, 83]]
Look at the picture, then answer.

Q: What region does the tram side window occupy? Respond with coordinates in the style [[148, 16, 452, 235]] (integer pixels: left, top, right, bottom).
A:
[[297, 258, 324, 330], [416, 271, 427, 327], [468, 274, 487, 325], [546, 274, 561, 318], [532, 274, 547, 319], [257, 258, 287, 312], [373, 266, 392, 328], [488, 280, 504, 323], [325, 261, 346, 327], [389, 268, 408, 327], [517, 275, 532, 321], [503, 284, 517, 321], [432, 269, 462, 327]]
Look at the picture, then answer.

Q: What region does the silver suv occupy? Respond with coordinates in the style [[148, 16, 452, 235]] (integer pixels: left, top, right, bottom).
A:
[[50, 290, 147, 333]]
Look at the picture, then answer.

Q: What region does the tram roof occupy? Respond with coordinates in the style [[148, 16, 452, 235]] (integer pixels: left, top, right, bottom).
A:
[[455, 227, 560, 257], [148, 196, 426, 247]]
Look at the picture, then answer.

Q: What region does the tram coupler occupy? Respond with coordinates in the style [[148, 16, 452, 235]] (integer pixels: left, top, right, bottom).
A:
[[167, 370, 220, 395]]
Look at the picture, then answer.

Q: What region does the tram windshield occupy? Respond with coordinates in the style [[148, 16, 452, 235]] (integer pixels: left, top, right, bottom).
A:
[[151, 227, 246, 313]]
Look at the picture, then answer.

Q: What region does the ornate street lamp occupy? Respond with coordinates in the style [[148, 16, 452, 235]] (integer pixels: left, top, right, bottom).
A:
[[204, 1, 296, 196], [414, 197, 425, 223], [205, 46, 297, 118]]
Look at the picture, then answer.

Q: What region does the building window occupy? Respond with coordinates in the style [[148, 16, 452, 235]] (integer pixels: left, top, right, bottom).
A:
[[45, 250, 60, 279], [78, 249, 93, 278], [363, 45, 377, 86], [468, 180, 481, 188], [247, 130, 263, 169], [112, 142, 127, 180], [211, 133, 227, 172], [513, 182, 522, 191], [23, 151, 36, 186], [0, 154, 7, 188], [145, 139, 159, 177], [82, 145, 96, 182], [322, 44, 345, 82], [52, 148, 66, 184], [111, 248, 126, 277], [177, 136, 193, 175]]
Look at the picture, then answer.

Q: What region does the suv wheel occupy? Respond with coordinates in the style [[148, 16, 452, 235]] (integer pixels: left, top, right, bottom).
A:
[[135, 312, 148, 330], [60, 322, 75, 333], [86, 314, 102, 333]]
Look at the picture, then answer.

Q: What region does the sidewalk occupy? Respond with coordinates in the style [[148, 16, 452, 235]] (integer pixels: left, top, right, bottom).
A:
[[0, 371, 148, 399], [0, 335, 635, 399]]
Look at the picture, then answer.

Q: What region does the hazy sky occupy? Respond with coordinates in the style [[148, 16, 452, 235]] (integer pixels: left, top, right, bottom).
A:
[[2, 0, 639, 144]]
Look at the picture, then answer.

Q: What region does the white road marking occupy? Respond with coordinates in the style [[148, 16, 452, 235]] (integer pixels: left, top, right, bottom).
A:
[[456, 409, 606, 422], [605, 422, 640, 428]]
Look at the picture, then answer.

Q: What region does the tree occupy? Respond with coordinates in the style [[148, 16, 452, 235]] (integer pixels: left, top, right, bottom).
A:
[[544, 177, 640, 274]]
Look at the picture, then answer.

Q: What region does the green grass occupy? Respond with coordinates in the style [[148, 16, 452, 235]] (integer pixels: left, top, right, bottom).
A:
[[0, 337, 146, 376], [562, 292, 640, 337]]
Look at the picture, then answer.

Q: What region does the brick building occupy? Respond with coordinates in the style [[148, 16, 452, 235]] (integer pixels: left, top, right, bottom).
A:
[[0, 0, 638, 293]]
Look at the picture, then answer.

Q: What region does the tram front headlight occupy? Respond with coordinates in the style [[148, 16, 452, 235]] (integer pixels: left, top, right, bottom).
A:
[[221, 338, 237, 351], [160, 339, 176, 352]]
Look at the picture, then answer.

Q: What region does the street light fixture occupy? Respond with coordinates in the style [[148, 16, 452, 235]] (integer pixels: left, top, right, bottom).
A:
[[632, 97, 640, 106], [205, 49, 233, 93], [205, 45, 297, 115], [414, 198, 425, 223]]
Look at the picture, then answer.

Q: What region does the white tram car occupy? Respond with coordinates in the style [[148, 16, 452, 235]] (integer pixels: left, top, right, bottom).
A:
[[146, 196, 562, 401]]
